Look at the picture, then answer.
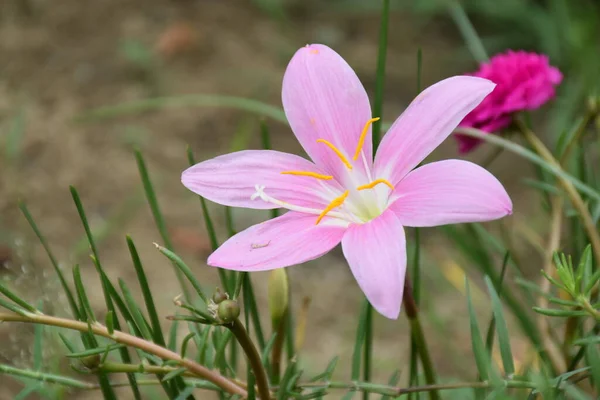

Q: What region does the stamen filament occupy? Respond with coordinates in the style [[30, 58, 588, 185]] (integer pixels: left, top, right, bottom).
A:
[[353, 117, 380, 160], [316, 139, 353, 170], [357, 179, 395, 191], [281, 171, 333, 180], [316, 190, 349, 225]]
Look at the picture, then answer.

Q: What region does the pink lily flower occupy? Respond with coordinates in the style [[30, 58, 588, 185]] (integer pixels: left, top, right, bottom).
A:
[[182, 44, 512, 319]]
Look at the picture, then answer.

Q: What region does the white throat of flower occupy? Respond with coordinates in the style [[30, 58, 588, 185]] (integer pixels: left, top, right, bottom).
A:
[[251, 118, 395, 225]]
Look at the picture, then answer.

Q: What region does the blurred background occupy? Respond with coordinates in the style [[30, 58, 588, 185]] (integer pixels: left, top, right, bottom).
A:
[[1, 0, 599, 398]]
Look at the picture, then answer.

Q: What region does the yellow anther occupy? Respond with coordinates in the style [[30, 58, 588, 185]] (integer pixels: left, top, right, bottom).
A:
[[316, 139, 353, 170], [315, 191, 349, 225], [353, 117, 380, 160], [357, 179, 395, 191], [280, 171, 333, 180]]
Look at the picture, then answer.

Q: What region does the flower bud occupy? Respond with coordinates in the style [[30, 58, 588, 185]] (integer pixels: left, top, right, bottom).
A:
[[217, 299, 240, 323], [212, 288, 228, 304], [268, 269, 289, 326]]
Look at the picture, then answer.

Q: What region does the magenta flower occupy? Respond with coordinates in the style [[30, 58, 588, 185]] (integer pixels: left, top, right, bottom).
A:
[[457, 50, 563, 153], [182, 44, 512, 319]]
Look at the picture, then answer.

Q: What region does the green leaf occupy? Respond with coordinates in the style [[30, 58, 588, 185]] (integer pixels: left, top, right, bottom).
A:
[[381, 369, 400, 400], [0, 282, 37, 314], [447, 1, 489, 62], [466, 278, 489, 380], [162, 367, 188, 382], [242, 273, 266, 351], [127, 236, 166, 346], [371, 0, 390, 148], [573, 336, 600, 346], [310, 356, 339, 382], [586, 344, 600, 387], [118, 278, 153, 340], [484, 276, 515, 376], [77, 95, 287, 124], [0, 298, 28, 316], [261, 333, 278, 368], [168, 320, 180, 352], [351, 299, 370, 381], [180, 332, 197, 359], [134, 149, 192, 303], [186, 147, 219, 252], [186, 147, 230, 294], [66, 344, 126, 358], [58, 333, 77, 353], [277, 361, 298, 400], [106, 311, 115, 335], [174, 386, 196, 400], [532, 307, 589, 317], [73, 264, 96, 322], [154, 244, 208, 304]]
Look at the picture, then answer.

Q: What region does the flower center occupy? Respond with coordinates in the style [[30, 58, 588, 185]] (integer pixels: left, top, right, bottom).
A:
[[252, 118, 395, 224]]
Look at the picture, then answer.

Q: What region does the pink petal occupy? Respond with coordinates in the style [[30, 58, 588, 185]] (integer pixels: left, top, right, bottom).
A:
[[208, 212, 348, 271], [282, 44, 373, 181], [374, 76, 495, 185], [389, 159, 512, 227], [341, 209, 406, 319], [182, 150, 343, 209]]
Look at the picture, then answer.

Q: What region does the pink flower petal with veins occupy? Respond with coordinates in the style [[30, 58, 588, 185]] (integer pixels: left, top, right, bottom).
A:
[[342, 209, 406, 319], [208, 212, 348, 271], [375, 76, 495, 186], [390, 160, 512, 227], [282, 44, 373, 181], [182, 150, 343, 209]]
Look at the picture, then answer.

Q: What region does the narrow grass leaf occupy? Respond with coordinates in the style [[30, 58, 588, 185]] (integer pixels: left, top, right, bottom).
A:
[[466, 278, 489, 380], [119, 278, 153, 340], [19, 201, 80, 318], [78, 95, 287, 124], [168, 320, 180, 352], [484, 276, 515, 376], [243, 273, 266, 350], [351, 298, 370, 380], [0, 282, 37, 313], [134, 148, 191, 303], [586, 344, 600, 386], [162, 368, 188, 382], [73, 265, 96, 322], [106, 311, 115, 335], [186, 147, 219, 251], [66, 344, 126, 358], [127, 236, 166, 346], [154, 244, 208, 304]]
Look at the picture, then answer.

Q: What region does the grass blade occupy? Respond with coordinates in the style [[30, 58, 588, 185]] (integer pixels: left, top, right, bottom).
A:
[[134, 149, 191, 302], [371, 0, 390, 148], [351, 299, 370, 381], [447, 1, 488, 63], [73, 265, 96, 322], [127, 236, 166, 346], [465, 278, 489, 381], [484, 276, 515, 376], [0, 282, 37, 314], [18, 201, 79, 318], [154, 244, 208, 304], [77, 94, 287, 124]]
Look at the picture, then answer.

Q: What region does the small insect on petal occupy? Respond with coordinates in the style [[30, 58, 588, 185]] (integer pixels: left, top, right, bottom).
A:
[[251, 241, 271, 250]]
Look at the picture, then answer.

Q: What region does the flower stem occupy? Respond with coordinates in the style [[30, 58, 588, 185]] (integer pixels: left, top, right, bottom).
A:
[[227, 318, 271, 400], [0, 312, 246, 397], [403, 278, 440, 400]]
